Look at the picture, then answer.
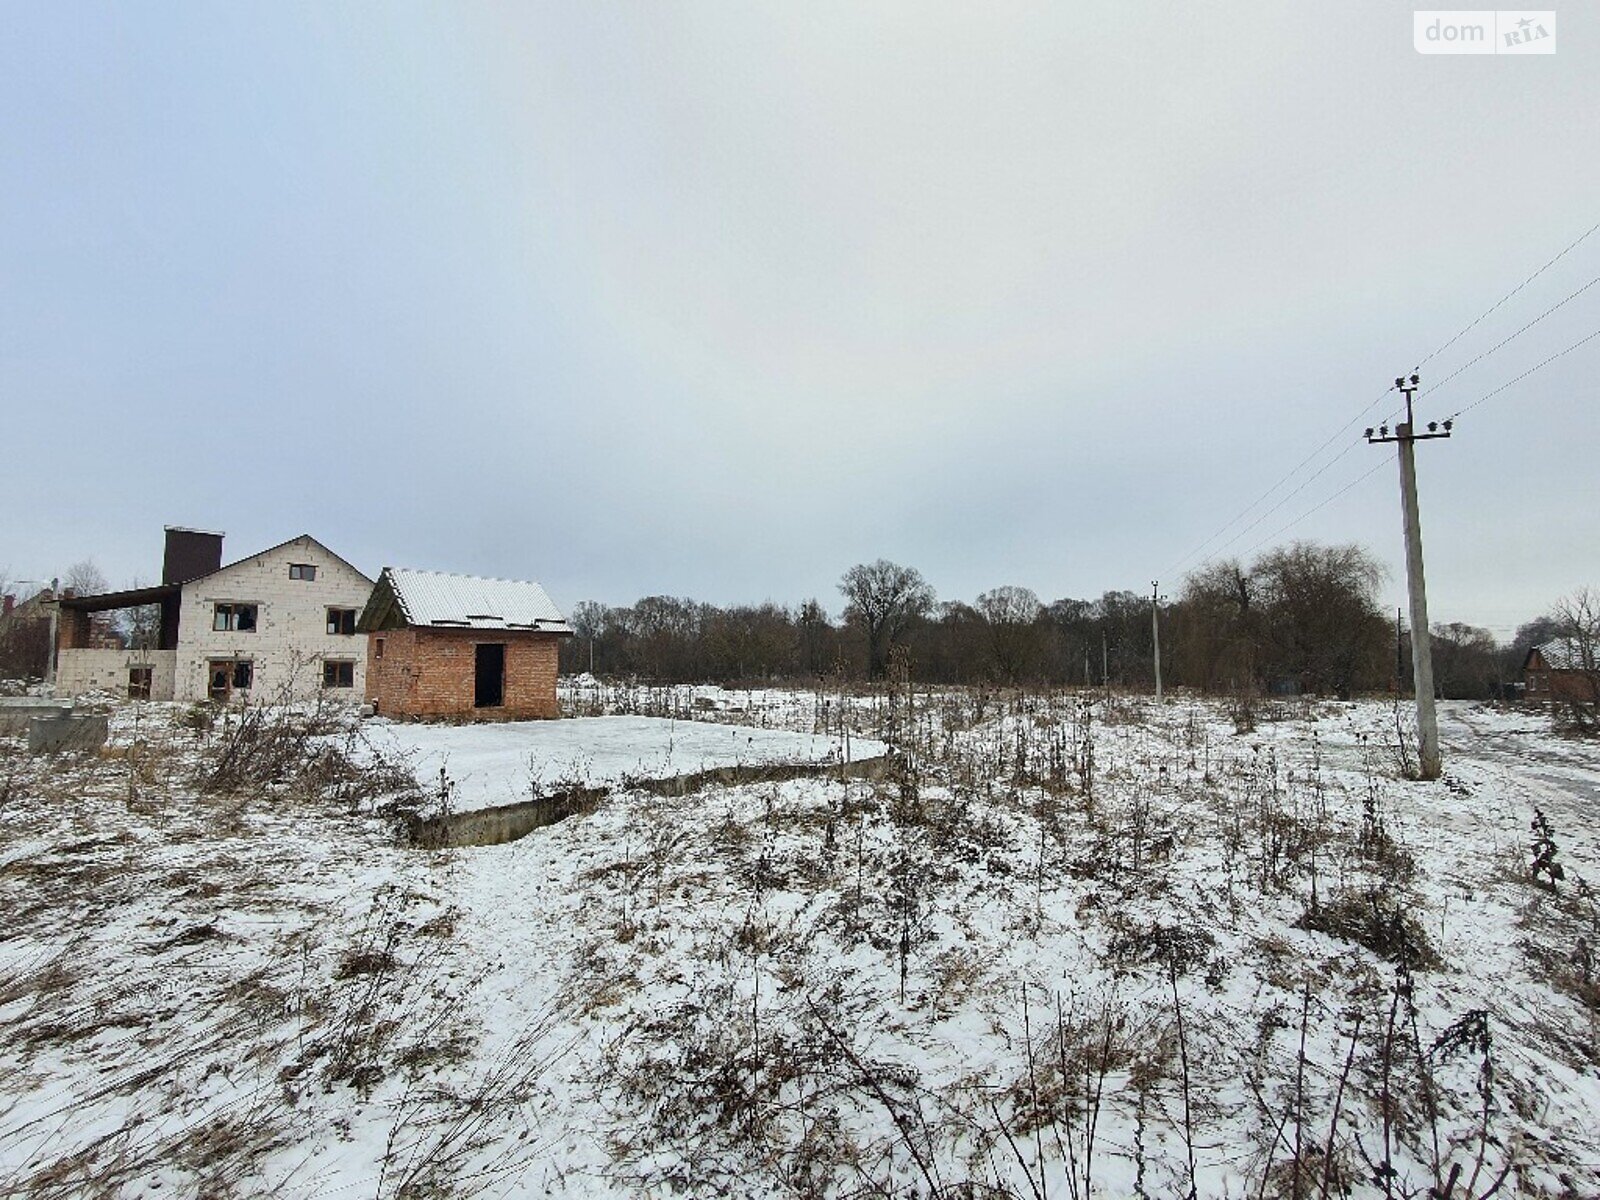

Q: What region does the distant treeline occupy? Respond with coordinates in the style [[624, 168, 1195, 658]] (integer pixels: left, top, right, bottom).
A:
[[561, 541, 1549, 700]]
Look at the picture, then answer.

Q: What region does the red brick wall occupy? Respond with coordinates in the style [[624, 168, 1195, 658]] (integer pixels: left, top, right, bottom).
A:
[[56, 609, 125, 652], [57, 608, 93, 651], [366, 628, 562, 720], [1526, 668, 1599, 705]]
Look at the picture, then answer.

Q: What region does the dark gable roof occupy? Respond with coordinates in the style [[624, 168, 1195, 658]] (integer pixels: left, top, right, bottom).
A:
[[56, 582, 180, 613]]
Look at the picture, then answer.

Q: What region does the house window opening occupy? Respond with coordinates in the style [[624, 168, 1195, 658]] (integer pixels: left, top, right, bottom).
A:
[[289, 564, 317, 581], [207, 659, 254, 701], [322, 660, 355, 689], [128, 666, 153, 701], [327, 607, 358, 636], [213, 603, 258, 632]]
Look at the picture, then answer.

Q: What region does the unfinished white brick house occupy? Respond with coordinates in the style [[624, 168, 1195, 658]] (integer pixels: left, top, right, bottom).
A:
[[54, 529, 374, 704]]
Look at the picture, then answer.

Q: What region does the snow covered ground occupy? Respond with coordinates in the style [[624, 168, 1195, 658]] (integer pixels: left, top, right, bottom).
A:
[[358, 715, 888, 813], [2, 690, 1598, 1198]]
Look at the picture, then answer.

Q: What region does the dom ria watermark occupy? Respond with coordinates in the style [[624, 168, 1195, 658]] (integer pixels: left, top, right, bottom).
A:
[[1415, 10, 1555, 53]]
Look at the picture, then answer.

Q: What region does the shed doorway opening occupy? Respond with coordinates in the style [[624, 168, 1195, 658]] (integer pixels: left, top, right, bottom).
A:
[[474, 643, 505, 708]]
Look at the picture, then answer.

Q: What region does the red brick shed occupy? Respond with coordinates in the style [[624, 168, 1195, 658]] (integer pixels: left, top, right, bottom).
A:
[[358, 568, 573, 720]]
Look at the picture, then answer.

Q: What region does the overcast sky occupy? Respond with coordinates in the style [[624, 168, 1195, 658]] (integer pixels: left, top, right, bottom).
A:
[[2, 4, 1596, 638]]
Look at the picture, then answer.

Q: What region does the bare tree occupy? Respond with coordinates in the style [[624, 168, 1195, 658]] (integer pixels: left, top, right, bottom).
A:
[[1096, 589, 1156, 686], [1175, 559, 1257, 692], [55, 560, 123, 649], [116, 578, 164, 651], [797, 598, 832, 676], [1545, 587, 1600, 729], [1550, 588, 1599, 665], [917, 600, 988, 683], [976, 585, 1043, 683], [840, 560, 934, 679], [1041, 597, 1097, 684], [568, 601, 605, 643], [1251, 542, 1387, 699], [628, 596, 703, 680], [1512, 613, 1564, 656], [1429, 622, 1501, 700], [63, 559, 108, 597], [703, 603, 794, 681], [565, 600, 607, 675]]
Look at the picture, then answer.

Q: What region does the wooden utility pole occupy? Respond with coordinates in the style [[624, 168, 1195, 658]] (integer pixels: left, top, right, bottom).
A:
[[1367, 375, 1451, 779]]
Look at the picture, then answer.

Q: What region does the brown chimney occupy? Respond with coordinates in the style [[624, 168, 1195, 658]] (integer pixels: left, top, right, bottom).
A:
[[2, 595, 13, 616], [162, 526, 224, 585]]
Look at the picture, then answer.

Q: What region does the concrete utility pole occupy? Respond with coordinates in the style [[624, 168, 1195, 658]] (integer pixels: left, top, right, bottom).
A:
[[1151, 580, 1165, 701], [1367, 375, 1451, 779]]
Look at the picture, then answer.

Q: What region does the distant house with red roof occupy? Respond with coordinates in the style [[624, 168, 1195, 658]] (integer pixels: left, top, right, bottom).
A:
[[1523, 639, 1598, 706]]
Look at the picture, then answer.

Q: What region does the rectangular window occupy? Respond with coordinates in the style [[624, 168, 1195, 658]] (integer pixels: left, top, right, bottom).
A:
[[289, 564, 317, 581], [322, 660, 355, 689], [128, 666, 153, 700], [326, 607, 358, 636], [208, 659, 253, 700], [213, 603, 258, 632], [375, 638, 385, 660]]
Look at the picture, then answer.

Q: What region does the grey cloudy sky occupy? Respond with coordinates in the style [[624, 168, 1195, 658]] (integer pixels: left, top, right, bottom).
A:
[[3, 3, 1596, 637]]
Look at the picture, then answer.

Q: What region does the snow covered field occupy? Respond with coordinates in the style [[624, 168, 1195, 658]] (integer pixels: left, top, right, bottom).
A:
[[358, 715, 888, 813], [1, 690, 1598, 1198]]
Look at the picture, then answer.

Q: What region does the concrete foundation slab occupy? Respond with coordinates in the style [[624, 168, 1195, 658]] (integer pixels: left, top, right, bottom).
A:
[[29, 713, 110, 754], [0, 699, 74, 735]]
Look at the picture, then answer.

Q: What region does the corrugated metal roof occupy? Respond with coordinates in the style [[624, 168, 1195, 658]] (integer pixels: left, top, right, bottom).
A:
[[1533, 639, 1593, 672], [388, 568, 573, 633]]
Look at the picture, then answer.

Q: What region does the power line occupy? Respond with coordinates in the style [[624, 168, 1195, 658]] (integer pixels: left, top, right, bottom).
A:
[[1164, 222, 1600, 588], [1235, 458, 1388, 563], [1411, 219, 1600, 373], [1445, 323, 1600, 421], [1161, 218, 1600, 583], [1428, 273, 1600, 396], [1219, 321, 1600, 597], [1190, 437, 1366, 568], [1283, 328, 1600, 566], [1160, 383, 1394, 579]]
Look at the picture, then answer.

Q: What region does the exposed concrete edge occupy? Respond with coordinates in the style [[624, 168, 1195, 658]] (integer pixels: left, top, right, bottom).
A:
[[406, 785, 609, 850], [408, 752, 895, 849], [628, 752, 893, 798], [0, 701, 74, 735], [28, 712, 110, 754]]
